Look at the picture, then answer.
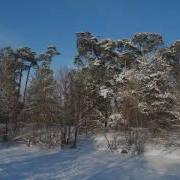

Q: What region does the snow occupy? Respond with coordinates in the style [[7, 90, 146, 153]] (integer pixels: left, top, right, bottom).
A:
[[99, 86, 113, 98], [92, 59, 101, 66], [0, 136, 180, 180]]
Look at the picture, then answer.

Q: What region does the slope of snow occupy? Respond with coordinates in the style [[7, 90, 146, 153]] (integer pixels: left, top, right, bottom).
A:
[[0, 136, 180, 180]]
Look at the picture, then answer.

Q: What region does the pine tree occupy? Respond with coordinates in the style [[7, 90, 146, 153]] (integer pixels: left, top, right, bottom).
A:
[[27, 58, 61, 146]]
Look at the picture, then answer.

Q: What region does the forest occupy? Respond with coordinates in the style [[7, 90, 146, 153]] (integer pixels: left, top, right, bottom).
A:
[[0, 32, 179, 154]]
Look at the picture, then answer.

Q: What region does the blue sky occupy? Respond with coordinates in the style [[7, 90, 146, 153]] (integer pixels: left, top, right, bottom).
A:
[[1, 0, 180, 70]]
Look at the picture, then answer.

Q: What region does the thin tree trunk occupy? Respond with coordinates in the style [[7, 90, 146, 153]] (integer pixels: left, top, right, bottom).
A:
[[63, 126, 67, 144], [66, 126, 71, 144], [104, 111, 108, 127], [23, 65, 31, 103], [72, 125, 78, 148], [17, 67, 23, 101], [85, 118, 88, 136], [3, 118, 9, 142]]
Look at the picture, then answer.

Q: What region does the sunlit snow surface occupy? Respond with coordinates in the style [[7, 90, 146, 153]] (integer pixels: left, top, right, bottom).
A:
[[0, 136, 180, 180]]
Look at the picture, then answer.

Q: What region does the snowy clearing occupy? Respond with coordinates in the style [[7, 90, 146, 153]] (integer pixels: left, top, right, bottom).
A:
[[0, 136, 180, 180]]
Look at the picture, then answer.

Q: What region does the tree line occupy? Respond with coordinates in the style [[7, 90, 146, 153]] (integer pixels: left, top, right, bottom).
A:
[[0, 32, 180, 150]]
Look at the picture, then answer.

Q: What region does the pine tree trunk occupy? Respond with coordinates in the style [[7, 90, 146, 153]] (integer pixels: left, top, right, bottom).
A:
[[3, 118, 9, 142], [72, 126, 78, 148], [66, 126, 71, 144], [23, 65, 31, 103], [17, 67, 23, 101]]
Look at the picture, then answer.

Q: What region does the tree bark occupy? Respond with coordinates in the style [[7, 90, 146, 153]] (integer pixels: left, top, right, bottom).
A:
[[3, 117, 9, 142], [23, 65, 31, 103], [66, 126, 71, 144], [72, 125, 78, 148], [17, 67, 23, 101]]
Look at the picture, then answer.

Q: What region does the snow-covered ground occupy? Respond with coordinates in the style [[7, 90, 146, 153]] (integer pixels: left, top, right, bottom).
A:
[[0, 135, 180, 180]]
